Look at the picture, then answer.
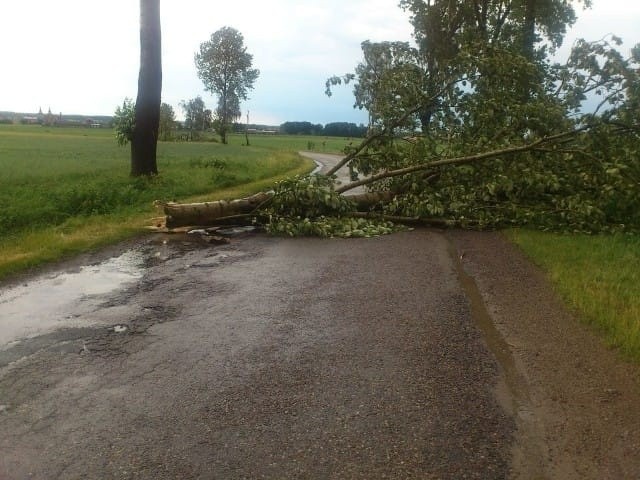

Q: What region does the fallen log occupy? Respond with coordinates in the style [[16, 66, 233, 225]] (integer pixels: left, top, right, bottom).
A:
[[157, 191, 273, 228], [157, 190, 397, 229]]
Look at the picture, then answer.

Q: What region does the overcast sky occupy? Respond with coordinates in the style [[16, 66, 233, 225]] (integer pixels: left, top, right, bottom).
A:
[[1, 1, 638, 125]]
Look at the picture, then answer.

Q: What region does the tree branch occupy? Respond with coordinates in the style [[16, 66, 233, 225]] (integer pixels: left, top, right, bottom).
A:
[[325, 77, 463, 176], [324, 106, 422, 177], [335, 128, 589, 194]]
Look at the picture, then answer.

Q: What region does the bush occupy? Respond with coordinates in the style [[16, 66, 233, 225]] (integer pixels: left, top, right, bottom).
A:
[[113, 98, 135, 146]]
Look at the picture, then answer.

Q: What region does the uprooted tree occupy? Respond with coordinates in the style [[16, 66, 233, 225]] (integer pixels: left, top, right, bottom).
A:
[[158, 0, 640, 236]]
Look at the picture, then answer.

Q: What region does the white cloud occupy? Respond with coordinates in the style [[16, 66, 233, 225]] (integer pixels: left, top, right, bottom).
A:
[[0, 0, 637, 124], [562, 0, 640, 51]]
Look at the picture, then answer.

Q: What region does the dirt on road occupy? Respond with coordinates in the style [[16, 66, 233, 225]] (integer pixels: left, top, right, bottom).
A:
[[0, 227, 639, 479]]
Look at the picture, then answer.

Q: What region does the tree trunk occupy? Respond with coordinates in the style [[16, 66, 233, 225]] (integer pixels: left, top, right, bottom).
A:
[[219, 90, 228, 144], [159, 192, 273, 228], [523, 0, 536, 60], [220, 125, 228, 145], [131, 0, 162, 176], [157, 190, 398, 229]]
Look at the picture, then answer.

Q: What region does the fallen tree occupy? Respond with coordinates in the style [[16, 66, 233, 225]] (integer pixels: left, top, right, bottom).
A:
[[155, 4, 640, 236], [158, 191, 272, 229], [156, 118, 638, 236]]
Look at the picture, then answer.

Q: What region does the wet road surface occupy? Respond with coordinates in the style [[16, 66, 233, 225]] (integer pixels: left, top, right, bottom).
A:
[[0, 231, 514, 478], [2, 229, 640, 478]]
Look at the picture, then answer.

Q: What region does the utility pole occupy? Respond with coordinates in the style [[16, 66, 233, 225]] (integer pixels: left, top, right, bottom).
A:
[[245, 110, 250, 146]]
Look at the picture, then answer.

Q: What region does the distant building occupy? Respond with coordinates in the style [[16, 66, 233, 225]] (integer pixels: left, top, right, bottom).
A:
[[20, 116, 40, 125], [43, 108, 56, 126], [84, 118, 103, 128], [247, 128, 277, 135]]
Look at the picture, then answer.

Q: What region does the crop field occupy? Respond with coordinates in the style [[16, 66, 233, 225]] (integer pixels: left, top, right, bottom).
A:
[[0, 125, 352, 278], [226, 132, 356, 153]]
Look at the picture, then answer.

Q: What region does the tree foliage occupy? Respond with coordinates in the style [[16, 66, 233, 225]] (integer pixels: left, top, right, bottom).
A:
[[264, 175, 403, 238], [113, 98, 136, 146], [280, 121, 323, 135], [324, 122, 368, 138], [320, 0, 640, 234], [195, 26, 259, 144], [180, 96, 212, 135], [159, 102, 176, 141], [115, 99, 175, 144], [279, 121, 367, 137], [163, 1, 639, 236]]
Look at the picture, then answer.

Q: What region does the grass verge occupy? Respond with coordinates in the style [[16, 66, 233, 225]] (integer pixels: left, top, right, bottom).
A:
[[508, 229, 640, 361], [0, 163, 312, 281]]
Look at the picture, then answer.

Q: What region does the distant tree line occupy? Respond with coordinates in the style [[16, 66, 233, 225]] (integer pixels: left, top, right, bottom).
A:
[[279, 121, 368, 137]]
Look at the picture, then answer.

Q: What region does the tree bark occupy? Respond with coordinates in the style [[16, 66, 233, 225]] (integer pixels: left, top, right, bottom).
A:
[[131, 0, 162, 176], [523, 0, 536, 60], [159, 192, 273, 228], [157, 191, 398, 229]]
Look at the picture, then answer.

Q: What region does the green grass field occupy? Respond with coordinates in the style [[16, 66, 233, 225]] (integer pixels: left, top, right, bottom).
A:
[[225, 132, 356, 153], [0, 125, 355, 278], [509, 230, 640, 361]]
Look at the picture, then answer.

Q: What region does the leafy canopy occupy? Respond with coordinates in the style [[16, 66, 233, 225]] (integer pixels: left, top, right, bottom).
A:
[[159, 103, 176, 141], [322, 0, 639, 234], [195, 26, 259, 143], [180, 96, 212, 132]]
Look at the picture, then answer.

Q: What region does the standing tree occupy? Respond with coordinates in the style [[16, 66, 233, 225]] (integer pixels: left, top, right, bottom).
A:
[[131, 0, 162, 176], [195, 26, 259, 144], [180, 96, 212, 139], [159, 102, 176, 141]]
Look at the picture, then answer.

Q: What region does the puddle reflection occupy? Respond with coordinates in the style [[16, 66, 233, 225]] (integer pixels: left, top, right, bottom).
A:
[[0, 250, 143, 348]]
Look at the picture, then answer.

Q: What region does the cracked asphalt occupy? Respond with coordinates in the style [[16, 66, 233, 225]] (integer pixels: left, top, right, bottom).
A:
[[0, 231, 513, 479]]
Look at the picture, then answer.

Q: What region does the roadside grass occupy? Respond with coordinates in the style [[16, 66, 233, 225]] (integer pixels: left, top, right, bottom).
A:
[[0, 125, 316, 279], [508, 230, 640, 361]]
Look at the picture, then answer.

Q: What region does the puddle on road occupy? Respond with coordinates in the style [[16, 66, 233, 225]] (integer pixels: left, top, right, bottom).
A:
[[0, 250, 144, 349], [446, 239, 548, 478]]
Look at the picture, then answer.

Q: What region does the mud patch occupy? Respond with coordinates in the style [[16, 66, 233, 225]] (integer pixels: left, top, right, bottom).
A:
[[446, 236, 548, 478], [448, 230, 640, 479]]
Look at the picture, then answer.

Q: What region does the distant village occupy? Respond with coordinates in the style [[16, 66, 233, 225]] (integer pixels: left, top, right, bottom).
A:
[[0, 108, 112, 128], [0, 109, 367, 138]]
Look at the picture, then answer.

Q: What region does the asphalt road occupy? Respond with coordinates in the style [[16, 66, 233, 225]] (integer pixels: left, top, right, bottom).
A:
[[0, 229, 514, 479]]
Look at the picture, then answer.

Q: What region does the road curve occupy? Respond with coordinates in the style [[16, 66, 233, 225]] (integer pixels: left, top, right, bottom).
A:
[[299, 151, 366, 194]]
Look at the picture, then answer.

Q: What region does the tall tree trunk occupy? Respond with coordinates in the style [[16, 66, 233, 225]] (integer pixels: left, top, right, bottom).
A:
[[220, 90, 228, 144], [523, 0, 536, 60], [131, 0, 162, 176], [520, 0, 537, 103]]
